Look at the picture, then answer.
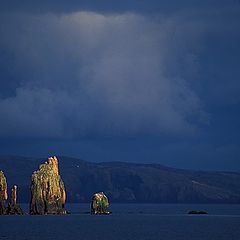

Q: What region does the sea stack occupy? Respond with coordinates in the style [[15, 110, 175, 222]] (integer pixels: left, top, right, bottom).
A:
[[91, 192, 110, 214], [30, 156, 67, 215], [6, 185, 24, 215], [0, 171, 7, 215]]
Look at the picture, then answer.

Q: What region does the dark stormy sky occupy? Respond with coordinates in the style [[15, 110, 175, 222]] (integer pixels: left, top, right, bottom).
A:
[[0, 0, 240, 170]]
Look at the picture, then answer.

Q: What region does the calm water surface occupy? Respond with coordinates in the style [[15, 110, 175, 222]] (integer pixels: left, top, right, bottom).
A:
[[0, 204, 240, 240]]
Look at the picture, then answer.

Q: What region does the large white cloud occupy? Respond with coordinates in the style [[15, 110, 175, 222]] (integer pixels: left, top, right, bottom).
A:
[[0, 11, 210, 138]]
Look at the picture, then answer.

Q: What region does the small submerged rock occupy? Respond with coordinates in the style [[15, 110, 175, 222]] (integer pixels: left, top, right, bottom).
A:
[[188, 210, 208, 214], [30, 156, 67, 215], [91, 192, 110, 215]]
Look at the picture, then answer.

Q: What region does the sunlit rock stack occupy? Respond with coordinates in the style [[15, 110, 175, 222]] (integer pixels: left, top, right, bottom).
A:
[[6, 185, 24, 215], [30, 156, 67, 215], [91, 192, 110, 214], [0, 171, 8, 215]]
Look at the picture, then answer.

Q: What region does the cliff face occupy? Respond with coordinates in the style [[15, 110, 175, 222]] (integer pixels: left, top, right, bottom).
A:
[[30, 156, 66, 215], [91, 192, 110, 214], [0, 171, 7, 214]]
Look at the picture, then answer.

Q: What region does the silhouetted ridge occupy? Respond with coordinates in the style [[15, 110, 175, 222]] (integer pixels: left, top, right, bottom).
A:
[[0, 155, 240, 203]]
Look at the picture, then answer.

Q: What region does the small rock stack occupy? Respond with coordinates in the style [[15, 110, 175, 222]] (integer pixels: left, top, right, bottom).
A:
[[0, 171, 23, 215], [30, 156, 67, 215], [6, 185, 24, 215], [91, 192, 110, 214]]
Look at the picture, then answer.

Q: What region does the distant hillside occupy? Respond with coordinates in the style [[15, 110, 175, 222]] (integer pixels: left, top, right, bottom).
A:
[[0, 155, 240, 203]]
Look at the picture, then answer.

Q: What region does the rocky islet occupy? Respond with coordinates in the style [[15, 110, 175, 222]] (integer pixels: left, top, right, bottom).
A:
[[91, 192, 110, 214]]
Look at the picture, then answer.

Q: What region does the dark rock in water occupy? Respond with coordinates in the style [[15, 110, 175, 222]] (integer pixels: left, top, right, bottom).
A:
[[188, 210, 208, 214], [6, 203, 24, 215], [30, 156, 67, 215], [6, 185, 24, 215], [0, 171, 8, 215], [91, 192, 110, 215]]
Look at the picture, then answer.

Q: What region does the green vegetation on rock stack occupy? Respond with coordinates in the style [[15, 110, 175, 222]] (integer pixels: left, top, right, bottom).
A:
[[91, 192, 110, 214], [0, 170, 7, 214], [30, 156, 67, 215]]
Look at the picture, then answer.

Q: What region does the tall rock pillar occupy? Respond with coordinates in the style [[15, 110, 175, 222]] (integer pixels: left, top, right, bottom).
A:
[[30, 156, 67, 215], [0, 171, 7, 215], [6, 185, 24, 215]]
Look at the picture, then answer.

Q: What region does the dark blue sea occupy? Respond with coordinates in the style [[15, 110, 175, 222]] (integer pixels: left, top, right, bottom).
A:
[[1, 204, 240, 240]]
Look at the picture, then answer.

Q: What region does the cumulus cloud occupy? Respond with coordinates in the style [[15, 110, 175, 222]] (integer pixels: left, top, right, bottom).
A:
[[0, 11, 211, 138]]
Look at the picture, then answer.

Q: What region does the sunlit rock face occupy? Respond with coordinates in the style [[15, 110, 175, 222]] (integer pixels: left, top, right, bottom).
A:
[[30, 156, 67, 215], [91, 192, 110, 214], [0, 171, 7, 215]]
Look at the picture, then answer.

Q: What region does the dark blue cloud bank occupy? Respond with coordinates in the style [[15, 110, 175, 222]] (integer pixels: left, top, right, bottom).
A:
[[0, 1, 240, 170]]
